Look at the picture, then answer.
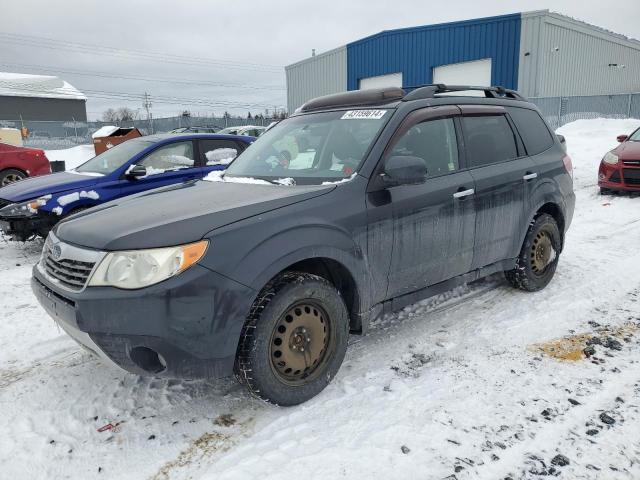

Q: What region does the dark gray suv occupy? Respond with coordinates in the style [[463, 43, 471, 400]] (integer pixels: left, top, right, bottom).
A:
[[32, 85, 575, 405]]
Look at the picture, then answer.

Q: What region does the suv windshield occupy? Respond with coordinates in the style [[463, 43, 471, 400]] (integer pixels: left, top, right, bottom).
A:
[[223, 109, 390, 184], [75, 139, 153, 175]]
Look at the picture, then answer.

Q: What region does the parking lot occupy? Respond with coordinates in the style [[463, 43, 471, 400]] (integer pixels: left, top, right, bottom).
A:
[[0, 117, 638, 479]]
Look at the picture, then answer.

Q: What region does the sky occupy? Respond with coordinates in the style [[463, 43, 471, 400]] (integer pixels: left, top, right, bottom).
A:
[[1, 0, 639, 120]]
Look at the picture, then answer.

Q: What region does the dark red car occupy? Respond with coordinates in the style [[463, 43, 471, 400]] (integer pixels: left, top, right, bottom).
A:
[[0, 142, 51, 187], [599, 127, 640, 193]]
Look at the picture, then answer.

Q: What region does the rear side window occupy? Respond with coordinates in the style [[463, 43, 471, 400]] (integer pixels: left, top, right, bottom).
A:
[[507, 107, 554, 155], [462, 115, 518, 167]]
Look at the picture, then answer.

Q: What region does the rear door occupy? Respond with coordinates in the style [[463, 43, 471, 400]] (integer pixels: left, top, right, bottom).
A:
[[460, 106, 535, 269], [368, 106, 476, 300]]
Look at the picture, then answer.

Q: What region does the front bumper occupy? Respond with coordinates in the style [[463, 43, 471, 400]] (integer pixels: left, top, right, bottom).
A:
[[32, 262, 256, 379], [598, 163, 640, 191], [0, 213, 57, 240]]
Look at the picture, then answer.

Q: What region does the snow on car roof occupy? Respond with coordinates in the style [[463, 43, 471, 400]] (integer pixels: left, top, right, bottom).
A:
[[0, 72, 86, 101]]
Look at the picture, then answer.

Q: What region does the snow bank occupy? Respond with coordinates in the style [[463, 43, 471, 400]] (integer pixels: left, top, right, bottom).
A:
[[45, 145, 95, 171]]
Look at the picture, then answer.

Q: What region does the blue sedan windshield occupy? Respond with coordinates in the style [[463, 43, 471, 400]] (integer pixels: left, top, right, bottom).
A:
[[75, 139, 153, 175]]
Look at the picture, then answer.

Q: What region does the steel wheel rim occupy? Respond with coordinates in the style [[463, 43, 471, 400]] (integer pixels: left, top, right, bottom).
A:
[[531, 230, 554, 275], [1, 173, 24, 186], [269, 301, 332, 386]]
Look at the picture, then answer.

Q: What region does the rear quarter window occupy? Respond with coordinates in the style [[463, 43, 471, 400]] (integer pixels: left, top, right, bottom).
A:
[[507, 107, 554, 156]]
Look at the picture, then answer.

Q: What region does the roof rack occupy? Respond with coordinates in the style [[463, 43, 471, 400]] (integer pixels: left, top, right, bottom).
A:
[[403, 84, 527, 101], [298, 87, 404, 112]]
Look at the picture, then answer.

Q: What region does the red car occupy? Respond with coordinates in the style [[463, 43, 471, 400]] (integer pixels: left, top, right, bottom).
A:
[[0, 142, 51, 187], [599, 127, 640, 193]]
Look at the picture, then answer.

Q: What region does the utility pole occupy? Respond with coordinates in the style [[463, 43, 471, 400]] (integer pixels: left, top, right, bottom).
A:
[[143, 92, 153, 134]]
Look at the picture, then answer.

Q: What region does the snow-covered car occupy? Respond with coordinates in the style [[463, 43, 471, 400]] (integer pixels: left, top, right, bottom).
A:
[[218, 125, 266, 137], [0, 133, 253, 240]]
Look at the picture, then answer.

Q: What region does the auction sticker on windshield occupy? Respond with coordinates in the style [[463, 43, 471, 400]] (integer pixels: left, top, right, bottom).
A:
[[341, 110, 387, 120]]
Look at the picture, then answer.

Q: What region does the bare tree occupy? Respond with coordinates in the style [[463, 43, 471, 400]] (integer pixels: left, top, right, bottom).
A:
[[102, 108, 118, 122], [116, 107, 136, 121]]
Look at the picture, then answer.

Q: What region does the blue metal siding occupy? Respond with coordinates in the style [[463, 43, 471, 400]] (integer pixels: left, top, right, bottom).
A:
[[346, 13, 521, 90]]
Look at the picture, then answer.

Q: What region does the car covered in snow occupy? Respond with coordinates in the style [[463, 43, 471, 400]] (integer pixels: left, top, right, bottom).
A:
[[0, 142, 51, 187], [0, 133, 254, 240], [598, 126, 640, 193], [31, 85, 574, 406]]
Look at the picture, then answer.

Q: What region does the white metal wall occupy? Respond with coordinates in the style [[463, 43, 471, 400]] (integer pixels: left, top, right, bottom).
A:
[[519, 11, 640, 97], [285, 46, 347, 113]]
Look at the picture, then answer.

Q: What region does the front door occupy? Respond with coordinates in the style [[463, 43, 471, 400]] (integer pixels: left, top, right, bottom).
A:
[[120, 140, 200, 197], [368, 106, 476, 300], [198, 138, 246, 176]]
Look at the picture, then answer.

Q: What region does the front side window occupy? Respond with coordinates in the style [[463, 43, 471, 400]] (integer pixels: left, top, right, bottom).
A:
[[463, 115, 518, 167], [139, 141, 195, 174], [75, 139, 153, 175], [224, 109, 390, 184], [389, 117, 459, 177]]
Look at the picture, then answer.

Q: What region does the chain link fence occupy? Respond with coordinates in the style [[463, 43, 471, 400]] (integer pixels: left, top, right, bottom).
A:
[[531, 93, 640, 130], [2, 93, 640, 150], [0, 115, 278, 149]]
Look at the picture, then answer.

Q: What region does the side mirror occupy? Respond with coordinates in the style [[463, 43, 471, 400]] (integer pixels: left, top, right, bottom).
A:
[[381, 155, 427, 186], [125, 164, 147, 179], [617, 134, 629, 143], [556, 134, 567, 153]]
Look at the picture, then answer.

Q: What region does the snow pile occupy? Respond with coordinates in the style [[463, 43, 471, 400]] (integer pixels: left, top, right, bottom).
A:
[[56, 190, 100, 207], [204, 170, 272, 185], [45, 145, 95, 171], [205, 148, 238, 165]]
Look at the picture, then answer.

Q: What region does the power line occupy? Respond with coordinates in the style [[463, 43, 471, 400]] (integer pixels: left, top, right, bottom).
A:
[[0, 62, 285, 91], [0, 80, 283, 109], [0, 32, 283, 73]]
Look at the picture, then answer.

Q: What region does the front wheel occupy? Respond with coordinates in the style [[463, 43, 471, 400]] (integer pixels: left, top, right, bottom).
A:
[[0, 169, 26, 187], [505, 213, 561, 292], [235, 272, 349, 406]]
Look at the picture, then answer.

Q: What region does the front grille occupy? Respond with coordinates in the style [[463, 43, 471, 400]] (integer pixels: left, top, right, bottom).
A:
[[42, 243, 96, 291], [622, 159, 640, 166], [623, 168, 640, 185]]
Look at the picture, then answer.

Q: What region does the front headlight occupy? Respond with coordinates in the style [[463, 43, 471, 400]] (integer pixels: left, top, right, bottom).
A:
[[88, 240, 208, 289], [603, 152, 619, 165], [0, 195, 51, 218]]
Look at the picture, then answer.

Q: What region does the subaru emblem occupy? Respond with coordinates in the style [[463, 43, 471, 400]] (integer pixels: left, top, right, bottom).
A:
[[52, 244, 62, 260]]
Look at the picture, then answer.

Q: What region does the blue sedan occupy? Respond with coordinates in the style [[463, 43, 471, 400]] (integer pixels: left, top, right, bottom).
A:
[[0, 133, 254, 240]]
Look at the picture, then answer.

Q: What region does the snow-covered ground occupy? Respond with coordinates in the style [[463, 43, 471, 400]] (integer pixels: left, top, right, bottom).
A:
[[2, 118, 640, 480], [45, 144, 95, 170]]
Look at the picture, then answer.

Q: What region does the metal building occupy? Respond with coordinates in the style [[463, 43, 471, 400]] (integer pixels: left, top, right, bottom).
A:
[[285, 10, 640, 112], [0, 72, 87, 121]]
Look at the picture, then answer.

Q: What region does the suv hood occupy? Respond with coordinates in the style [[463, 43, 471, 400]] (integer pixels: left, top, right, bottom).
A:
[[0, 172, 100, 202], [55, 180, 334, 250]]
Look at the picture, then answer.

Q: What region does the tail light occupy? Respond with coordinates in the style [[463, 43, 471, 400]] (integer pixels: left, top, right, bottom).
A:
[[563, 154, 573, 179]]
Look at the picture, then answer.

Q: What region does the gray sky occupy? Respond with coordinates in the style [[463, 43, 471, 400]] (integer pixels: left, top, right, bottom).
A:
[[2, 0, 639, 120]]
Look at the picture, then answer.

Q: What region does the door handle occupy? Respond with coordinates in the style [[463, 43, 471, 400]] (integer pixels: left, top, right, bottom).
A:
[[523, 172, 538, 181], [453, 188, 475, 199]]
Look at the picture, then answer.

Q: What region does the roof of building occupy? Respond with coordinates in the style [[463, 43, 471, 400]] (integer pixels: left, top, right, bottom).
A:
[[0, 72, 86, 101]]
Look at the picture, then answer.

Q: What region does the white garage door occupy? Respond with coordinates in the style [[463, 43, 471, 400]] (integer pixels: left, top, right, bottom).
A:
[[433, 59, 492, 94], [359, 72, 402, 90]]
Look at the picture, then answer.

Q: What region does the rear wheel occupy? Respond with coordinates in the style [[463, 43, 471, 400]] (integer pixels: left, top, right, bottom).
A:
[[0, 169, 26, 187], [505, 213, 561, 292], [235, 272, 349, 406]]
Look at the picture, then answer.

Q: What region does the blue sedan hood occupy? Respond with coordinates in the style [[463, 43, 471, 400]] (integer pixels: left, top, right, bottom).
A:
[[0, 172, 101, 202]]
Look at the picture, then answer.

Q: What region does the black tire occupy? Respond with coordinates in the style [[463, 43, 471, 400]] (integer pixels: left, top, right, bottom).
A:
[[600, 187, 612, 195], [0, 168, 26, 187], [505, 213, 561, 292], [235, 272, 349, 406]]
